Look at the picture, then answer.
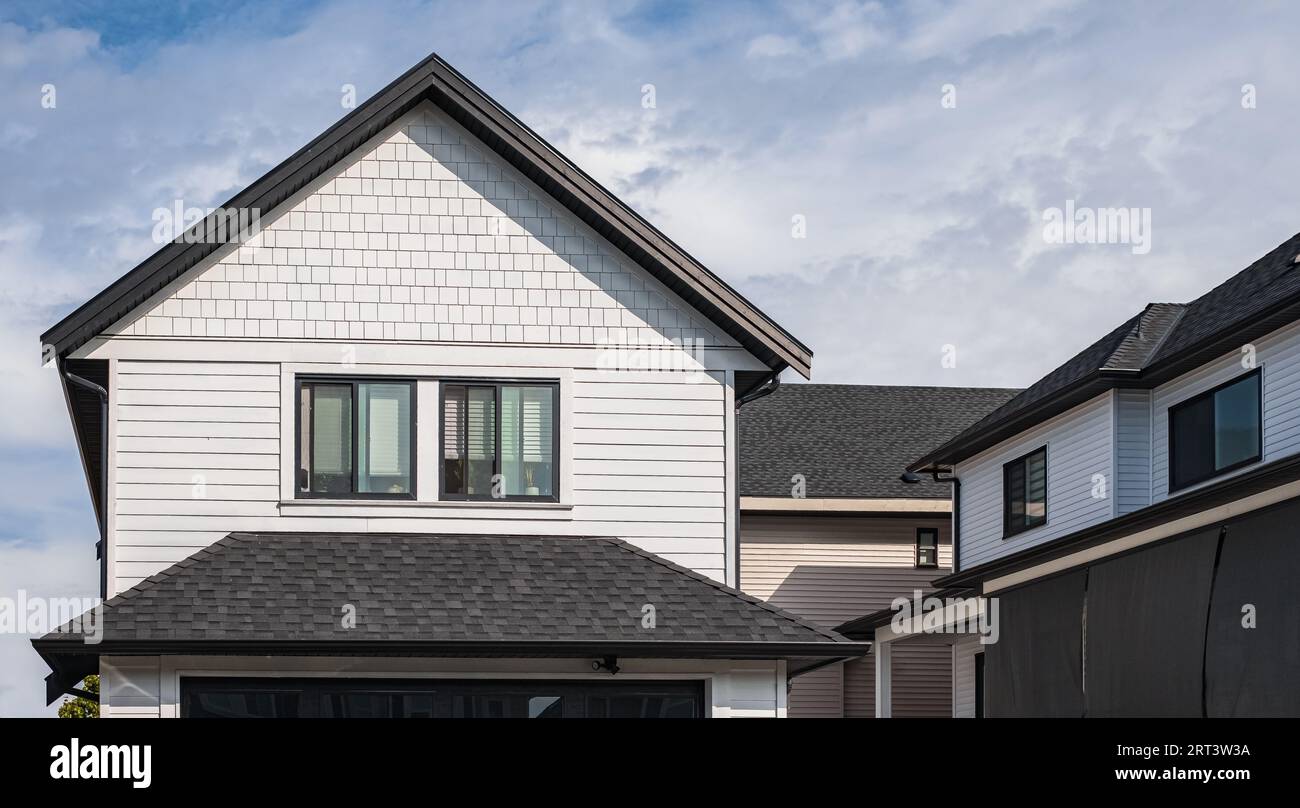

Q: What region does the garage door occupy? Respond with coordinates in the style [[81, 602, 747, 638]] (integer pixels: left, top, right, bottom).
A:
[[182, 678, 704, 718]]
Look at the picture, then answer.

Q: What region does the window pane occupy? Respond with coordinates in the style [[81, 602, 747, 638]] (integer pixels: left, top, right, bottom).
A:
[[443, 385, 467, 495], [1025, 449, 1047, 525], [466, 387, 496, 496], [306, 384, 352, 494], [358, 382, 411, 494], [500, 385, 554, 497], [1006, 461, 1026, 528], [1171, 395, 1214, 489], [1214, 375, 1260, 470]]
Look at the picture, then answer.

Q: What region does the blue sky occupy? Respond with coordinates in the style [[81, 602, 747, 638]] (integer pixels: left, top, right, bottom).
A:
[[2, 0, 1300, 715]]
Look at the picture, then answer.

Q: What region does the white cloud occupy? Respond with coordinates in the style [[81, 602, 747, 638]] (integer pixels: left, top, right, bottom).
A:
[[2, 0, 1300, 714]]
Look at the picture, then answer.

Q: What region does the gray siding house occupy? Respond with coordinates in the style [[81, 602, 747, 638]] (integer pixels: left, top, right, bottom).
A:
[[847, 231, 1300, 717], [33, 52, 868, 718]]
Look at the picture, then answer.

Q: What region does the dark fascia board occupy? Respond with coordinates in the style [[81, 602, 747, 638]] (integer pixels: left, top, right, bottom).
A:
[[910, 294, 1300, 471], [908, 373, 1125, 472], [832, 585, 967, 640], [40, 52, 811, 377], [32, 637, 869, 662], [930, 451, 1300, 591]]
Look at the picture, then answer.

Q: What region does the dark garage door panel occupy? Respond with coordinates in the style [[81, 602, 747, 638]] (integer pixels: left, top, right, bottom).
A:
[[181, 678, 705, 718]]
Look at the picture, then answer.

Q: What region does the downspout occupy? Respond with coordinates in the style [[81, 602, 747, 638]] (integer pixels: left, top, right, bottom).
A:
[[733, 369, 782, 589], [935, 473, 962, 574], [64, 367, 108, 600]]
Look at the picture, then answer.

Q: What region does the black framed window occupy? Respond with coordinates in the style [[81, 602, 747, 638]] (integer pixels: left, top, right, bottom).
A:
[[441, 381, 558, 501], [297, 378, 415, 499], [1169, 368, 1261, 492], [1003, 445, 1047, 538], [974, 652, 985, 719], [916, 527, 939, 568]]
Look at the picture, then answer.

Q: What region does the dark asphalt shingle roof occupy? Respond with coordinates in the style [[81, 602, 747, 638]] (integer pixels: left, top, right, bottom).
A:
[[739, 384, 1021, 499], [915, 231, 1300, 468], [42, 532, 847, 647]]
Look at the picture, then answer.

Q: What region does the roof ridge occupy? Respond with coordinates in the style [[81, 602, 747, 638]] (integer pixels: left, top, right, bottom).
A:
[[596, 537, 850, 643]]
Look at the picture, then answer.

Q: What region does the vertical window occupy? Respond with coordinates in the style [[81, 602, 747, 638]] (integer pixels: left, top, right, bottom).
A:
[[442, 382, 557, 501], [1169, 369, 1261, 491], [1003, 446, 1047, 537], [916, 527, 939, 568], [297, 379, 414, 498]]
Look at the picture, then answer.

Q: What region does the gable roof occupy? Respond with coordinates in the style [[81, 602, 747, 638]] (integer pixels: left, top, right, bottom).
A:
[[40, 52, 812, 377], [740, 383, 1020, 500], [912, 231, 1300, 470]]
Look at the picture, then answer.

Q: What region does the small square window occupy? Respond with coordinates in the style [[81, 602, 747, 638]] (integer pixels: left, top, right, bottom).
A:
[[297, 379, 414, 499], [442, 381, 558, 501]]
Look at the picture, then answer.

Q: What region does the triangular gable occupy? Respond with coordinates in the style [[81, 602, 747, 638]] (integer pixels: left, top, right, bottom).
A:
[[42, 51, 811, 376], [105, 103, 734, 351]]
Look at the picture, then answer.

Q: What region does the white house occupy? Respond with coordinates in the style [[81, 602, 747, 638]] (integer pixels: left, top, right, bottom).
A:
[[34, 52, 866, 718], [849, 232, 1300, 717]]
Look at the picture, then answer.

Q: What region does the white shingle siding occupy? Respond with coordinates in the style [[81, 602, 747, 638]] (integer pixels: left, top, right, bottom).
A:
[[1152, 318, 1300, 501], [108, 102, 732, 350], [1113, 389, 1152, 514], [87, 102, 761, 595], [956, 391, 1113, 569]]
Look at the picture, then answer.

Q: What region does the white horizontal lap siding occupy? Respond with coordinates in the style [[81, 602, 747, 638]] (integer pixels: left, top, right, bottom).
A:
[[1114, 389, 1153, 515], [572, 370, 727, 580], [952, 634, 982, 718], [113, 361, 281, 591], [110, 363, 730, 591], [957, 392, 1113, 569], [1152, 319, 1300, 501]]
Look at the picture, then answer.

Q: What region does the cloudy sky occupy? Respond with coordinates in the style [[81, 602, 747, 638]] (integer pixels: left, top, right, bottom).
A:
[[2, 0, 1299, 715]]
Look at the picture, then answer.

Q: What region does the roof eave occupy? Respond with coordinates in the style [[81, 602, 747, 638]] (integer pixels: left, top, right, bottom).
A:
[[32, 637, 869, 662]]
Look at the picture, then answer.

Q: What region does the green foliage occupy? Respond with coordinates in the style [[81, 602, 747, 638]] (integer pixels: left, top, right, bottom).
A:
[[57, 675, 100, 719]]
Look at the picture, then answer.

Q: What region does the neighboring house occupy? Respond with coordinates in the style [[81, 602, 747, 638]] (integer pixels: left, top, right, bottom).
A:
[[738, 383, 1019, 718], [843, 231, 1300, 718], [32, 52, 869, 718]]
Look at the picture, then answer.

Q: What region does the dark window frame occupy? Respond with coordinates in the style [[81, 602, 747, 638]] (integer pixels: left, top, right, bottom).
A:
[[1002, 445, 1048, 539], [915, 527, 939, 568], [294, 376, 418, 501], [1168, 367, 1263, 493], [438, 378, 561, 504]]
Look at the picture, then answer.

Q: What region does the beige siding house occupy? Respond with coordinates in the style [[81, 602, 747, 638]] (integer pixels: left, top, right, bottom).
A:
[[738, 383, 1018, 717]]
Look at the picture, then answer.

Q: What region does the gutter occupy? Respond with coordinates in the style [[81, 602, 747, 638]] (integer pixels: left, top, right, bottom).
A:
[[733, 369, 782, 588], [62, 365, 108, 601]]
